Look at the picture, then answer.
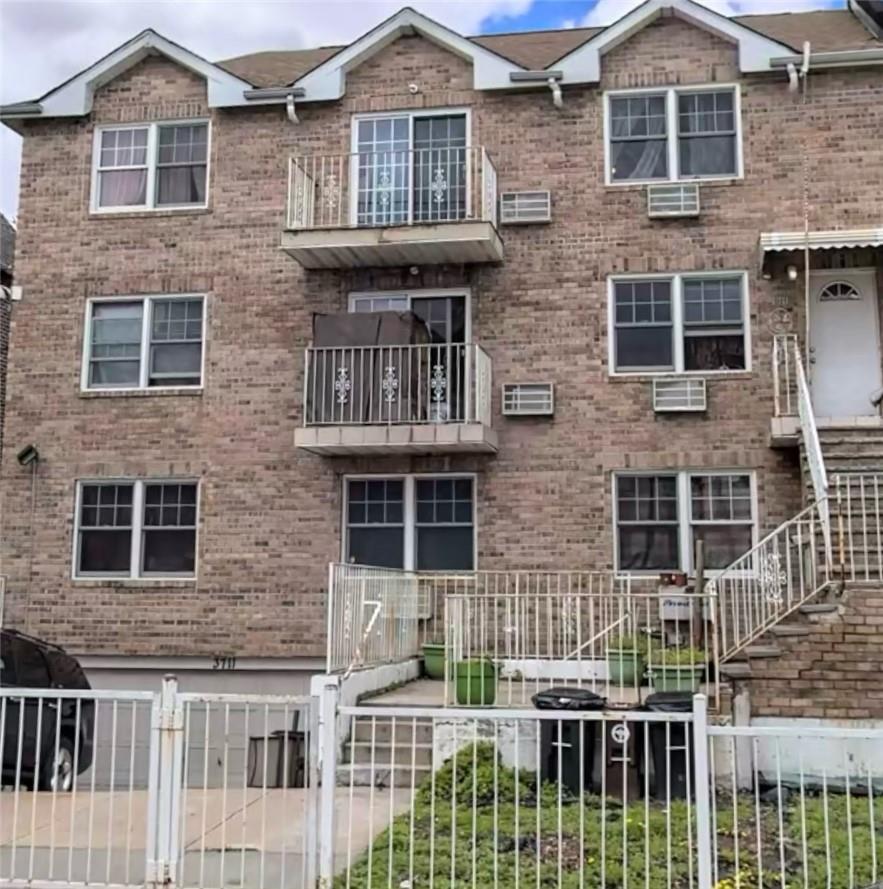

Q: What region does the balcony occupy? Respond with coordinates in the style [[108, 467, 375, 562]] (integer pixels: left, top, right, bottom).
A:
[[294, 342, 497, 455], [282, 147, 503, 269]]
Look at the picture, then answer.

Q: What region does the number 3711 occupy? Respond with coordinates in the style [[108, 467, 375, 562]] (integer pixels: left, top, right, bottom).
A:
[[212, 656, 237, 671]]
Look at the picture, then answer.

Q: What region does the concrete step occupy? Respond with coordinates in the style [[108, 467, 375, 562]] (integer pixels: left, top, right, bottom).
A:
[[767, 625, 811, 638], [336, 762, 432, 788], [719, 662, 752, 679], [344, 740, 433, 767], [349, 717, 433, 745], [732, 644, 783, 661], [799, 603, 839, 614]]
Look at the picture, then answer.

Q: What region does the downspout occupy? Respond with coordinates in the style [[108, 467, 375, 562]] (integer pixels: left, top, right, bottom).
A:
[[286, 93, 299, 124], [548, 77, 563, 108]]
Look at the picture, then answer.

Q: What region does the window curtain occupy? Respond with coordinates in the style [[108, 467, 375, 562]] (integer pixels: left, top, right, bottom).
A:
[[99, 170, 148, 207], [157, 166, 206, 205]]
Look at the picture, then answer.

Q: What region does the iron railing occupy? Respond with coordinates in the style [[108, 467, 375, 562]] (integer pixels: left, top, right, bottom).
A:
[[287, 146, 498, 230], [302, 342, 492, 427]]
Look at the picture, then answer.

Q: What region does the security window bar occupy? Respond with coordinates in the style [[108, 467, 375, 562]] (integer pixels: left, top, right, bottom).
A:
[[345, 475, 475, 572], [611, 274, 747, 374], [85, 296, 204, 391], [76, 480, 198, 579], [93, 121, 209, 211], [615, 472, 754, 572], [607, 86, 740, 183], [613, 280, 674, 371]]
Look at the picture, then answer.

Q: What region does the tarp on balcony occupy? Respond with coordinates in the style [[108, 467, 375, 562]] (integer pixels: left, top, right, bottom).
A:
[[309, 311, 430, 423]]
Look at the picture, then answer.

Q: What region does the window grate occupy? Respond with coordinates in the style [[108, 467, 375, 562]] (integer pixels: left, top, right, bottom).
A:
[[502, 383, 554, 416], [652, 378, 707, 412], [647, 183, 700, 218], [499, 191, 551, 224]]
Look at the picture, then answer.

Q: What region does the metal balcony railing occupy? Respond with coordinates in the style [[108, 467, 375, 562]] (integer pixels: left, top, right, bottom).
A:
[[301, 342, 492, 427], [287, 146, 498, 230]]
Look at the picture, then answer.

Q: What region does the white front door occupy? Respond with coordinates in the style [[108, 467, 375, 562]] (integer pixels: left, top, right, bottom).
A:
[[809, 270, 882, 417]]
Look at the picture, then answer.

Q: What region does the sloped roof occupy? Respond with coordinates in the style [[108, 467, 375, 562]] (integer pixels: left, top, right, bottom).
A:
[[216, 9, 877, 90]]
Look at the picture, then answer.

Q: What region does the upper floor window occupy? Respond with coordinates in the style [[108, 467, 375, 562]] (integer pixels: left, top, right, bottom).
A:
[[610, 273, 748, 375], [82, 295, 205, 391], [75, 480, 198, 579], [91, 121, 209, 212], [605, 87, 740, 184]]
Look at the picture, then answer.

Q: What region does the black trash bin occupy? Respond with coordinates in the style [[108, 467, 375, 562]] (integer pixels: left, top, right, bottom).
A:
[[644, 692, 694, 800], [532, 687, 606, 795]]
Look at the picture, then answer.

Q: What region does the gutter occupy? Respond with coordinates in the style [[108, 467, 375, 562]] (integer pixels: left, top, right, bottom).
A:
[[243, 87, 306, 101], [771, 48, 883, 68], [0, 102, 43, 118]]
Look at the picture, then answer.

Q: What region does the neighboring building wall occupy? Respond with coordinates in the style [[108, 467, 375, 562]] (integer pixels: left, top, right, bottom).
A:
[[0, 214, 14, 460], [0, 19, 881, 666]]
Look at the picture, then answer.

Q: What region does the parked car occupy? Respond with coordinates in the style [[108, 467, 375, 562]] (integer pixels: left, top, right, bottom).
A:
[[0, 629, 94, 791]]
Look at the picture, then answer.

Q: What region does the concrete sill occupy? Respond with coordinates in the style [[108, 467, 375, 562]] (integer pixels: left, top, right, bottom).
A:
[[71, 579, 197, 588], [607, 372, 753, 384], [88, 208, 211, 221], [79, 388, 203, 399]]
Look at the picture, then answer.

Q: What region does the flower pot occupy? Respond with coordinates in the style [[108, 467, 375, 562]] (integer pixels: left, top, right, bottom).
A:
[[455, 659, 497, 706], [422, 643, 446, 680], [648, 665, 704, 693], [606, 649, 645, 687]]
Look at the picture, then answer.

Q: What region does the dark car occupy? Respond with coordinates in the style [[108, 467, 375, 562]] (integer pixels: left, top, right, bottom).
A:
[[0, 629, 94, 791]]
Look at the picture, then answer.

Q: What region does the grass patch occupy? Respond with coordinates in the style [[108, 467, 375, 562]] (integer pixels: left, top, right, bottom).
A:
[[337, 744, 882, 889]]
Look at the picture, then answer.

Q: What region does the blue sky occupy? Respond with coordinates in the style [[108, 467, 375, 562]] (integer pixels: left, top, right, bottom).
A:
[[0, 0, 847, 220]]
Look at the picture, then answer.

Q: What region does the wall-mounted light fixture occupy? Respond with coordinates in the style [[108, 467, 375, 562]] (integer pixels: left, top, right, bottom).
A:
[[787, 265, 799, 281], [16, 444, 39, 467]]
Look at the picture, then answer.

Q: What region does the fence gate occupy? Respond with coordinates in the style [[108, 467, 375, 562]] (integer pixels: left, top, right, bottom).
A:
[[0, 679, 317, 889]]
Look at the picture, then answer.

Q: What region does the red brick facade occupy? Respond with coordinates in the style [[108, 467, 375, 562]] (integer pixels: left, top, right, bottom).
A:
[[1, 15, 881, 687]]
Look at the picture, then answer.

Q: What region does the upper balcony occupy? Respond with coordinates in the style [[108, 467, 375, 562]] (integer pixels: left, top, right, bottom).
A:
[[281, 147, 503, 269]]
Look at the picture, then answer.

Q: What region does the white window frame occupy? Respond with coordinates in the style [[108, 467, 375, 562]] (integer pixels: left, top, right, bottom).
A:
[[612, 470, 757, 575], [347, 288, 473, 343], [342, 473, 478, 572], [603, 84, 743, 186], [81, 294, 207, 392], [72, 478, 200, 581], [607, 271, 750, 377], [349, 108, 472, 226], [90, 119, 211, 214]]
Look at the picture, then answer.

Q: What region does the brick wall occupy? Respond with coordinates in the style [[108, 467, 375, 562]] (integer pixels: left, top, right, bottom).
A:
[[1, 19, 881, 660]]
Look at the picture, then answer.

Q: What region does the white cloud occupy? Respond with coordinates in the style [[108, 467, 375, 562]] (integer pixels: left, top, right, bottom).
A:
[[581, 0, 840, 27]]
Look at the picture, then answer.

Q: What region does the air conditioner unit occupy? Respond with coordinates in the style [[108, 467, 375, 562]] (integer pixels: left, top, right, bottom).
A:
[[647, 183, 700, 218], [652, 378, 707, 413], [502, 382, 554, 416], [499, 191, 551, 224]]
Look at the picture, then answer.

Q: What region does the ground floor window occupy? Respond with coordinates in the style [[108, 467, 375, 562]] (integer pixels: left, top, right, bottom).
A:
[[345, 475, 475, 571], [75, 479, 198, 579], [614, 471, 754, 572]]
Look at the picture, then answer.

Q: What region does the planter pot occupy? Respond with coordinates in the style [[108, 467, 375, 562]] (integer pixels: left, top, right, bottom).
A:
[[422, 643, 447, 680], [606, 649, 645, 687], [648, 665, 705, 693], [455, 660, 497, 706]]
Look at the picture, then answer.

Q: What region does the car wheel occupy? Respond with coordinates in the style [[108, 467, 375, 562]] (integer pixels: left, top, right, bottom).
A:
[[41, 737, 75, 792]]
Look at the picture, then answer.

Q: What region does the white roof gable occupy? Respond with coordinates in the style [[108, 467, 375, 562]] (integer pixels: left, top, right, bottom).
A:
[[554, 0, 796, 84], [2, 29, 254, 121], [293, 7, 526, 101]]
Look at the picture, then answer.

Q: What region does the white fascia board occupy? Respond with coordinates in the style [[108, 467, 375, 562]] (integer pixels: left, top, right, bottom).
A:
[[7, 29, 255, 121], [293, 7, 524, 101], [554, 0, 796, 85]]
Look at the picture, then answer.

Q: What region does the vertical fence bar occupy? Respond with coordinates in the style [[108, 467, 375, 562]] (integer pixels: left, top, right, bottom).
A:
[[693, 693, 713, 889]]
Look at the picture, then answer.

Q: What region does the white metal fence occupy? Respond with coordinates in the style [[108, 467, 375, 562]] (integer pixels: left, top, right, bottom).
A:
[[287, 147, 498, 230], [833, 472, 883, 583], [0, 681, 316, 889], [302, 342, 492, 428], [4, 684, 881, 888]]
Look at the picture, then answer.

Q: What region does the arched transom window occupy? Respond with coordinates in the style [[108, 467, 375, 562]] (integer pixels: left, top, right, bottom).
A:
[[819, 281, 862, 302]]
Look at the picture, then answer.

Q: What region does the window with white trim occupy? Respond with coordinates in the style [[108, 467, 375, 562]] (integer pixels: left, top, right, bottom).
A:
[[611, 274, 747, 374], [84, 295, 204, 390], [92, 121, 208, 211], [75, 480, 198, 578], [615, 472, 754, 572], [606, 87, 740, 183], [345, 476, 475, 571]]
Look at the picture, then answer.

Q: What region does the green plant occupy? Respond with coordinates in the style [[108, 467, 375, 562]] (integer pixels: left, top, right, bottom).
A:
[[655, 645, 706, 666], [606, 633, 643, 650]]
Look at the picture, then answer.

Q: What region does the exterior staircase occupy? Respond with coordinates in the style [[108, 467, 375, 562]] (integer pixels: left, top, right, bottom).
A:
[[337, 714, 433, 787]]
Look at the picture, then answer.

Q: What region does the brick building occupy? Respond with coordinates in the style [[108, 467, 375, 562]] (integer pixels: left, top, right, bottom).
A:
[[0, 0, 881, 718], [0, 214, 13, 460]]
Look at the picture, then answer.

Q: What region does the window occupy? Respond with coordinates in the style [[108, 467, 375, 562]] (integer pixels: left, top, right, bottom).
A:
[[610, 274, 747, 374], [606, 87, 740, 183], [93, 121, 208, 211], [345, 475, 475, 571], [84, 295, 204, 390], [354, 112, 468, 226], [75, 480, 198, 579], [350, 292, 468, 343], [615, 472, 754, 573]]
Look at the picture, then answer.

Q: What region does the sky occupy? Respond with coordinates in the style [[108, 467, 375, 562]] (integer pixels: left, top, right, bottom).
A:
[[0, 0, 845, 222]]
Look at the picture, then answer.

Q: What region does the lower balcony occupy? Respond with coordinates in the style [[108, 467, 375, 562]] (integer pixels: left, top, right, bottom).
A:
[[294, 342, 497, 455]]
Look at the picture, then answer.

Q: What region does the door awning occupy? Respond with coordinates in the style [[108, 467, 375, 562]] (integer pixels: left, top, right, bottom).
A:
[[760, 228, 883, 253]]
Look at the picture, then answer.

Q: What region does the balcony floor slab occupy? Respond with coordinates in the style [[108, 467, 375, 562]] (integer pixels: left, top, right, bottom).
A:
[[294, 423, 498, 455]]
